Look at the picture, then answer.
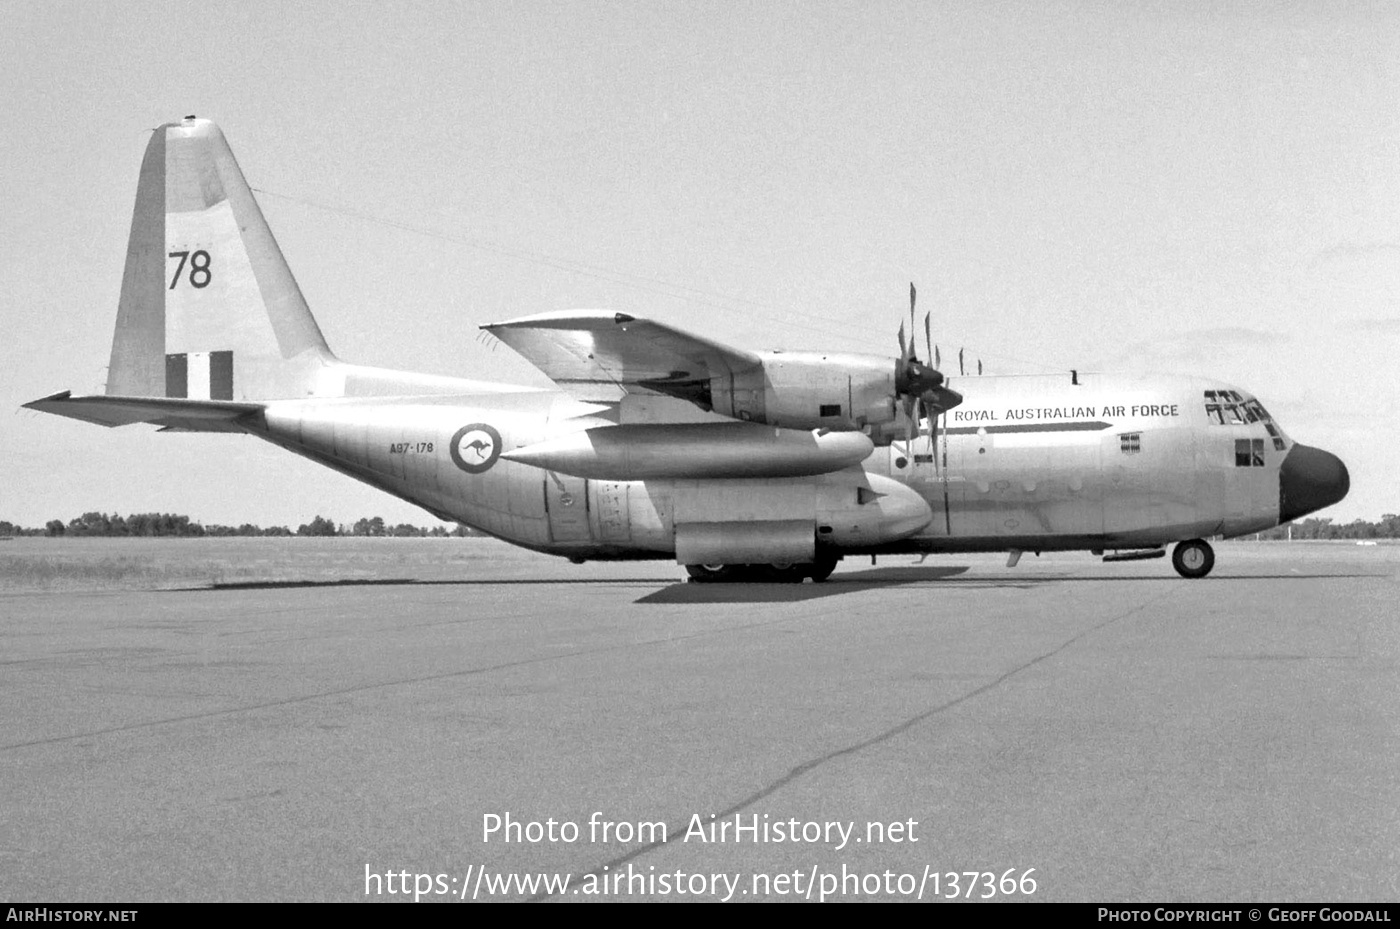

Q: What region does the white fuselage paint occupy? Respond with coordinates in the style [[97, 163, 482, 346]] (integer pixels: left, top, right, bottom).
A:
[[248, 372, 1287, 560]]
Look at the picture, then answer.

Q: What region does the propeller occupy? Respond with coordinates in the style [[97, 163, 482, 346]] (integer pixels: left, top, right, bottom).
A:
[[893, 284, 962, 456]]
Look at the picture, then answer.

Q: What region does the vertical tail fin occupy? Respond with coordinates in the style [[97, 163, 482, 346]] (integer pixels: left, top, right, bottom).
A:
[[107, 116, 335, 400]]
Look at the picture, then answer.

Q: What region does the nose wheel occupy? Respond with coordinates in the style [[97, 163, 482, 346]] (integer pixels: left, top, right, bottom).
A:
[[1171, 539, 1215, 578]]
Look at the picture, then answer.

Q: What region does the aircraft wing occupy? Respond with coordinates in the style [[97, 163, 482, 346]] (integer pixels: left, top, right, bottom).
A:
[[23, 391, 262, 432], [481, 311, 762, 406]]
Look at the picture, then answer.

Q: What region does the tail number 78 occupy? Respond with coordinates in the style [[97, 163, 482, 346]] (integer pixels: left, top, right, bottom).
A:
[[168, 250, 212, 289]]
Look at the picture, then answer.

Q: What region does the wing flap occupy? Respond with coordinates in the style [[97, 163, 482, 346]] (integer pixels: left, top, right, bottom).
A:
[[482, 311, 761, 406], [24, 391, 262, 432]]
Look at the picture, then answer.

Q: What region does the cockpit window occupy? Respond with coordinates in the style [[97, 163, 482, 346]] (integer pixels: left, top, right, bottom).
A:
[[1248, 399, 1287, 450], [1203, 392, 1285, 447], [1205, 401, 1244, 424]]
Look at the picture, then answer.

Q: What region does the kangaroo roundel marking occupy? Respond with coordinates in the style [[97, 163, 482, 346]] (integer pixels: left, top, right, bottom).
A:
[[449, 423, 503, 474]]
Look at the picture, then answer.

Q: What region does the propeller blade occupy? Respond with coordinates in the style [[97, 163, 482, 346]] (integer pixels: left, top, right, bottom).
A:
[[909, 283, 916, 358], [914, 394, 924, 452], [897, 322, 907, 364], [924, 312, 932, 370]]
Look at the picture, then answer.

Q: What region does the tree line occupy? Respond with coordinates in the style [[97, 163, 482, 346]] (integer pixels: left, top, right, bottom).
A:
[[0, 512, 481, 538], [1251, 515, 1400, 541]]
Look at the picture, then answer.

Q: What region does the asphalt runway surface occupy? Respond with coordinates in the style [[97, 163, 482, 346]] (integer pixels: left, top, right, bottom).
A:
[[3, 541, 1397, 902]]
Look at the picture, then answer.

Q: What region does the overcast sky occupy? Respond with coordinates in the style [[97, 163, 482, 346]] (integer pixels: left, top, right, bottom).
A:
[[3, 1, 1396, 528]]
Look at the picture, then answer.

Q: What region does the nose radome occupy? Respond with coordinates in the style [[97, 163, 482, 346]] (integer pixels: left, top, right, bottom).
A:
[[1279, 444, 1350, 523]]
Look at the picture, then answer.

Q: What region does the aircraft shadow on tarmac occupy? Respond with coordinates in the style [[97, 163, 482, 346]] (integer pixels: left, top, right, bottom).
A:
[[191, 566, 981, 600], [635, 566, 995, 604], [197, 577, 660, 591]]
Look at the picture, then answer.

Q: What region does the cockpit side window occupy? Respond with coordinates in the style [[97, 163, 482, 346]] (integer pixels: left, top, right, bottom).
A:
[[1234, 438, 1267, 467]]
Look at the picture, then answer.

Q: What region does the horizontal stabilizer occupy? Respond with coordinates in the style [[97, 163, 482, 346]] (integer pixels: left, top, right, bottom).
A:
[[24, 391, 262, 432]]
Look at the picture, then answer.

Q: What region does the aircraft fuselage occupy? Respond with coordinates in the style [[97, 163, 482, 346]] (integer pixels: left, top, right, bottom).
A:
[[245, 370, 1343, 562]]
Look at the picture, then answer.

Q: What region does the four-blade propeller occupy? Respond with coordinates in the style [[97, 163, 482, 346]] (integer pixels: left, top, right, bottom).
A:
[[894, 284, 963, 453]]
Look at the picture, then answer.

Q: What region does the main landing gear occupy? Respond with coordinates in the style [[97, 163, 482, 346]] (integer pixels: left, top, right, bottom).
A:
[[685, 555, 840, 584], [1171, 539, 1215, 579]]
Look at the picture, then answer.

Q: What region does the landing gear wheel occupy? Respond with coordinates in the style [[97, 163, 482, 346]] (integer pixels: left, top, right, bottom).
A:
[[765, 563, 807, 584], [686, 563, 739, 583], [805, 555, 839, 583], [1171, 539, 1215, 579]]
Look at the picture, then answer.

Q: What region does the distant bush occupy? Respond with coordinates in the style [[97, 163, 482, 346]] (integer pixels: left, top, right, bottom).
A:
[[296, 515, 339, 537]]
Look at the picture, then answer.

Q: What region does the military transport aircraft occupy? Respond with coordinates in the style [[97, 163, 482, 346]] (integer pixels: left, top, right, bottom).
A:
[[26, 118, 1350, 581]]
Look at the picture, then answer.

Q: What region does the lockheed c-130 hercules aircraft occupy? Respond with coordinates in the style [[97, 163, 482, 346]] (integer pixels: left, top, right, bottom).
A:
[[27, 118, 1350, 582]]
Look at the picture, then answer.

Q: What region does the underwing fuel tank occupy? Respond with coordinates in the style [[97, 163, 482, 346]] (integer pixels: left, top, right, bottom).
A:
[[503, 423, 875, 480]]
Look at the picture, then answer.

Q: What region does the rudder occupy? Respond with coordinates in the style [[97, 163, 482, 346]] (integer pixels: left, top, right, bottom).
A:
[[107, 116, 335, 400]]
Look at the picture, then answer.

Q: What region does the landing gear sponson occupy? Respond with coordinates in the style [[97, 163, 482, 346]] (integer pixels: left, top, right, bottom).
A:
[[685, 556, 840, 584], [1171, 539, 1215, 579]]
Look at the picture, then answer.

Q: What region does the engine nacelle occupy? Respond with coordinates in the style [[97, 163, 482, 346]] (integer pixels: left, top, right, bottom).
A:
[[709, 351, 898, 434]]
